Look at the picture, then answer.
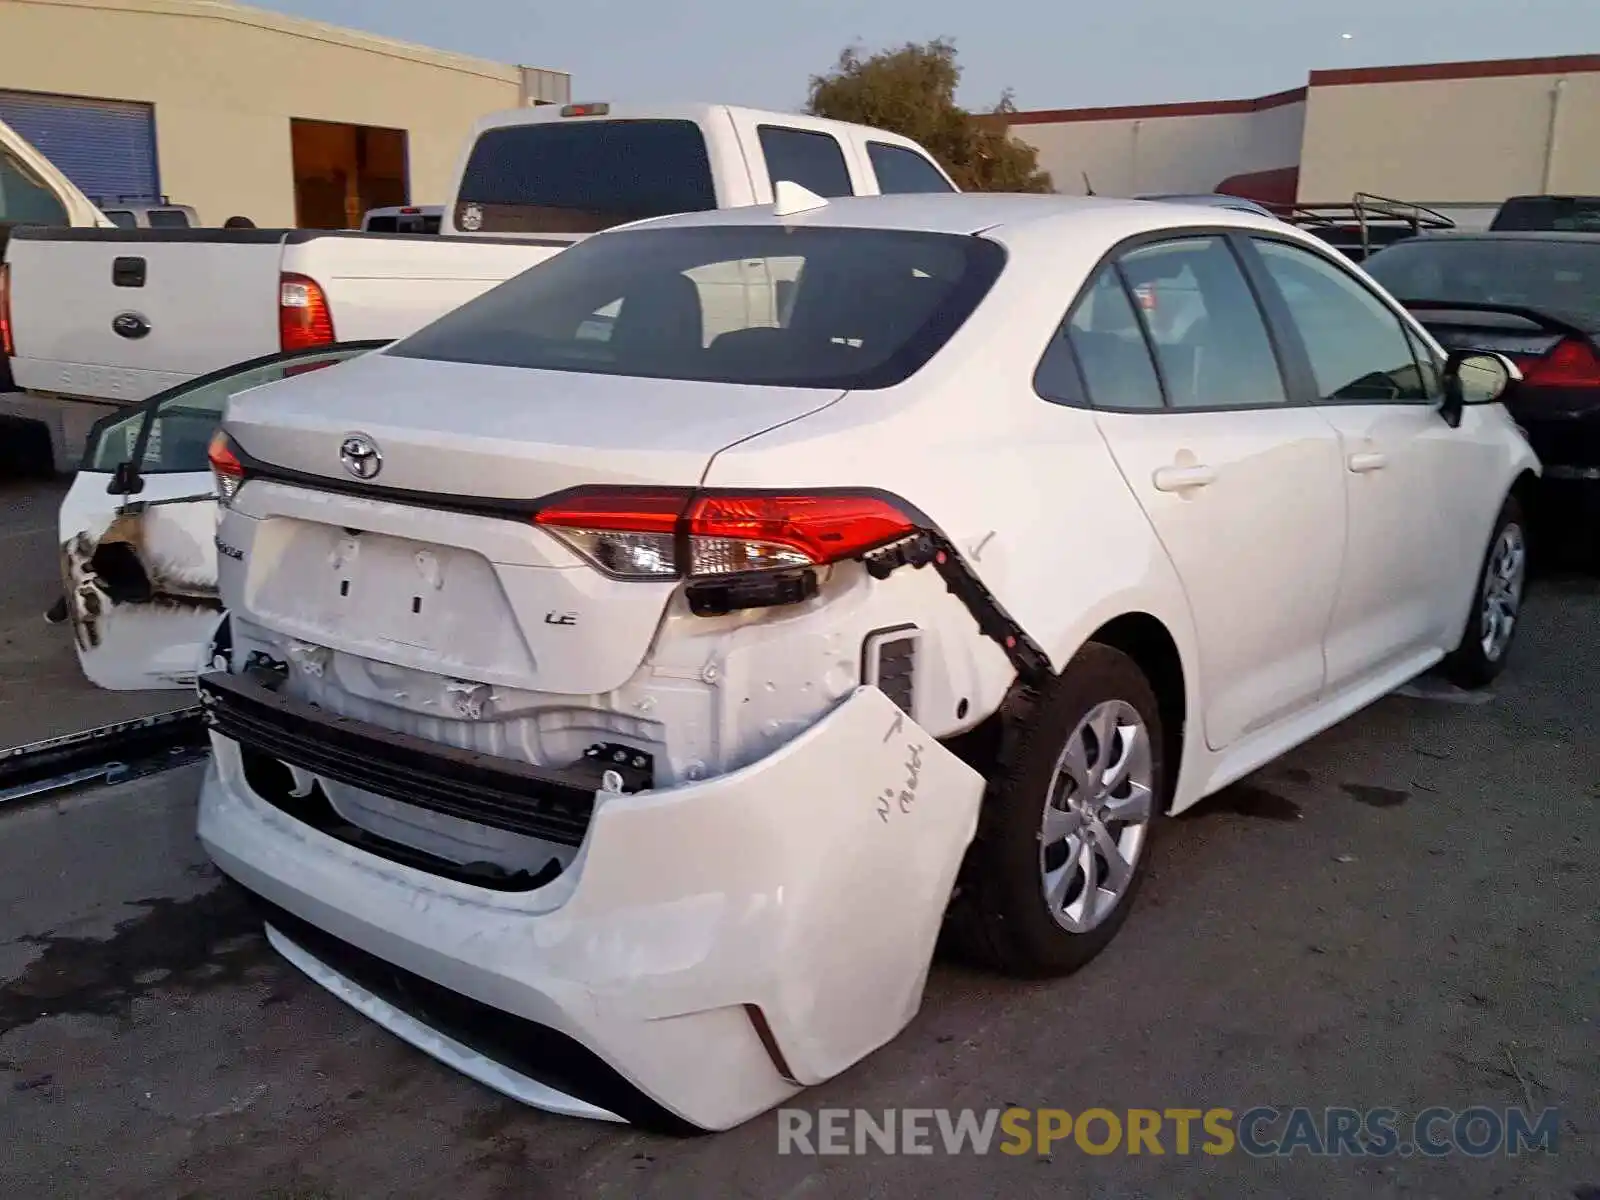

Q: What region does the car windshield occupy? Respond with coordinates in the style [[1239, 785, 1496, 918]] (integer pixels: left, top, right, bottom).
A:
[[1364, 238, 1600, 326], [453, 119, 717, 235], [388, 225, 1006, 390]]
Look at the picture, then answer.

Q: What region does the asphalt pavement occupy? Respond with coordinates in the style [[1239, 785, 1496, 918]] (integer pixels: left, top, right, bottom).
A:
[[1, 575, 1596, 1199]]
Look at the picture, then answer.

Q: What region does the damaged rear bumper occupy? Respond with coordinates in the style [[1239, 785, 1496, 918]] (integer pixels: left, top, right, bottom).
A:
[[197, 681, 985, 1133]]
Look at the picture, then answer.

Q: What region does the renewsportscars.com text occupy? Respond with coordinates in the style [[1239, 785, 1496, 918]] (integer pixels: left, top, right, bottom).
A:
[[776, 1106, 1562, 1157]]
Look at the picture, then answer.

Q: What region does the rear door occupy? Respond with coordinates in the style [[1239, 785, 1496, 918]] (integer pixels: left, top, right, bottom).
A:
[[5, 227, 285, 403], [60, 342, 381, 690], [729, 116, 867, 203], [1070, 233, 1347, 751]]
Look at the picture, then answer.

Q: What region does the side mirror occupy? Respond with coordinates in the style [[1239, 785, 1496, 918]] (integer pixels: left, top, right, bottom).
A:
[[1440, 350, 1520, 428], [106, 458, 145, 496]]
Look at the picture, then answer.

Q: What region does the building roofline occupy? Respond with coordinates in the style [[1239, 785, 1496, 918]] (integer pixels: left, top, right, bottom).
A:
[[1309, 52, 1600, 87], [12, 0, 568, 84], [993, 86, 1306, 126], [997, 52, 1600, 126]]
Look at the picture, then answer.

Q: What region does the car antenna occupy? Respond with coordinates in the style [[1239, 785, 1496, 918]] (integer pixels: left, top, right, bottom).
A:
[[772, 179, 829, 217], [1082, 171, 1096, 196]]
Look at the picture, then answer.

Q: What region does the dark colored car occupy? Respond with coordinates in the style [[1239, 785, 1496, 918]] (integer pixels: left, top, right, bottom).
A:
[[1365, 230, 1600, 554], [1489, 195, 1600, 233]]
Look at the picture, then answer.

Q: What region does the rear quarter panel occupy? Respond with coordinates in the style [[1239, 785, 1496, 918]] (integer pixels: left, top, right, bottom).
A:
[[698, 216, 1204, 774]]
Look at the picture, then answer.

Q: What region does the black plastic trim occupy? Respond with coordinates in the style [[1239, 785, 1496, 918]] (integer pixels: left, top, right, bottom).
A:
[[199, 671, 598, 846], [234, 886, 705, 1135]]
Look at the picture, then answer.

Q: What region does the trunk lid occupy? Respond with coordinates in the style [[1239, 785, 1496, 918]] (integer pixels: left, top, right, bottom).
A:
[[221, 351, 845, 697]]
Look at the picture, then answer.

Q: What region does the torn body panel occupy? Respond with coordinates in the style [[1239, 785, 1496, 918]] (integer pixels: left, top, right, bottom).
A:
[[198, 683, 986, 1131], [56, 470, 221, 690]]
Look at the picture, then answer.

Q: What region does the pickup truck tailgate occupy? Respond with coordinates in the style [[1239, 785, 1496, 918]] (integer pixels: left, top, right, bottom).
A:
[[5, 228, 284, 403]]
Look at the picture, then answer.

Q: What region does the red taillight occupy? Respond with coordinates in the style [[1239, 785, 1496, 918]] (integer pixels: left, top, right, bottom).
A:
[[1516, 337, 1600, 388], [533, 488, 917, 580], [279, 272, 335, 352], [207, 431, 245, 504], [0, 262, 13, 357]]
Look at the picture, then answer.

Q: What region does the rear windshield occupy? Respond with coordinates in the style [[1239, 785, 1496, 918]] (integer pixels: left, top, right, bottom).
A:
[[1365, 238, 1600, 325], [452, 119, 716, 235], [389, 225, 1006, 390], [1491, 197, 1600, 232]]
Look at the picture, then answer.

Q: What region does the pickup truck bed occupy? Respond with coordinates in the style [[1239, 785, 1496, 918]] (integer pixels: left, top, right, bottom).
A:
[[1, 226, 566, 468]]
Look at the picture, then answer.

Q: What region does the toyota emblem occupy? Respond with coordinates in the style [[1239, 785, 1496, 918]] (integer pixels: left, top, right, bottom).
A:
[[340, 433, 382, 480]]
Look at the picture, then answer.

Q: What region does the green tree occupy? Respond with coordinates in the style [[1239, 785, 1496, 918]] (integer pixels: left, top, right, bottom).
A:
[[805, 38, 1053, 193]]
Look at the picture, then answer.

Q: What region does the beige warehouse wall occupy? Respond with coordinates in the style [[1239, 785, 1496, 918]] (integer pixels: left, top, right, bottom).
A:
[[0, 0, 528, 225], [1009, 100, 1305, 196], [1299, 70, 1600, 203]]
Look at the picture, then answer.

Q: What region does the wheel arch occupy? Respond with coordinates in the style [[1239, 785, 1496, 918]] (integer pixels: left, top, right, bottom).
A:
[[1083, 612, 1190, 813]]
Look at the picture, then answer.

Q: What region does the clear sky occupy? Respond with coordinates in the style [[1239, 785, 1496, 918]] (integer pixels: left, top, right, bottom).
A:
[[257, 0, 1597, 114]]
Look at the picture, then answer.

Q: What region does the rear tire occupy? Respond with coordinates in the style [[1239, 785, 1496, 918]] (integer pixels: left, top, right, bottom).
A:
[[1443, 494, 1528, 690], [945, 643, 1165, 979]]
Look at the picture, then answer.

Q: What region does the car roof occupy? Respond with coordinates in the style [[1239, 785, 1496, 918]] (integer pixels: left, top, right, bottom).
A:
[[614, 192, 1291, 239]]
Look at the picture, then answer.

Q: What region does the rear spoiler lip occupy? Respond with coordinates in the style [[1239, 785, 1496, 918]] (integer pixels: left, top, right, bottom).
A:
[[1395, 298, 1595, 341]]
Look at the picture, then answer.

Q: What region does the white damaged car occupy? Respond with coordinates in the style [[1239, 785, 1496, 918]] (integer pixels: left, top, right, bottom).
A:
[[195, 188, 1538, 1133]]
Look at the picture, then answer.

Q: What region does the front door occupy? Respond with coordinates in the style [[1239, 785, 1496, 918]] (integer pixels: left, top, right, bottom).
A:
[[1244, 236, 1453, 689], [1077, 236, 1347, 751], [59, 342, 381, 690]]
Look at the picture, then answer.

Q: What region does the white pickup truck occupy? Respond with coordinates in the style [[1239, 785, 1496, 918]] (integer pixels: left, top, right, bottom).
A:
[[2, 102, 958, 474]]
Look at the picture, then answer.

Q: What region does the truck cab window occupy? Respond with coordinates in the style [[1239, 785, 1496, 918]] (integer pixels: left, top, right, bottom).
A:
[[867, 142, 954, 194], [757, 126, 854, 198]]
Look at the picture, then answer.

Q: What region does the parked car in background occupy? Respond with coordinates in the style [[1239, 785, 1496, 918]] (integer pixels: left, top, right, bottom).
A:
[[1364, 231, 1600, 557], [361, 205, 442, 234], [96, 197, 201, 229], [1489, 194, 1600, 232], [56, 341, 383, 690], [1, 101, 958, 473], [195, 192, 1535, 1135]]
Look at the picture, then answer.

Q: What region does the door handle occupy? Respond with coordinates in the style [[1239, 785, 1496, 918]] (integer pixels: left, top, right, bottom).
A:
[[1347, 451, 1388, 473], [1152, 463, 1217, 492]]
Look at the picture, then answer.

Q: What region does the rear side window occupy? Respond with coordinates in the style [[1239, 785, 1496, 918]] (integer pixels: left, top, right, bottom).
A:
[[147, 208, 190, 228], [0, 147, 70, 227], [758, 126, 853, 197], [365, 215, 398, 232], [103, 210, 135, 229], [1036, 266, 1164, 409], [454, 119, 716, 234], [1118, 237, 1288, 410], [867, 142, 954, 194], [390, 225, 1005, 391]]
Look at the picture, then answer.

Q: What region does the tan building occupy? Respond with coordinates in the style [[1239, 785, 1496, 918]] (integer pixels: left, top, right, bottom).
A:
[[999, 54, 1600, 225], [0, 0, 570, 227]]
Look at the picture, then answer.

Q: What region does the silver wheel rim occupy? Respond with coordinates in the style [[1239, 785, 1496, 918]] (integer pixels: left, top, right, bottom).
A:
[[1038, 700, 1155, 934], [1479, 522, 1526, 663]]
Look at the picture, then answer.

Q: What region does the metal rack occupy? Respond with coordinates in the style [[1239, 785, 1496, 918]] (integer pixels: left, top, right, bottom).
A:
[[1271, 193, 1457, 261]]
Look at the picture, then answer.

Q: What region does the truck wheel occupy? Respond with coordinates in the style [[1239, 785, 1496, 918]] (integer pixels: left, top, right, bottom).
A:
[[1442, 495, 1527, 690], [946, 643, 1165, 979]]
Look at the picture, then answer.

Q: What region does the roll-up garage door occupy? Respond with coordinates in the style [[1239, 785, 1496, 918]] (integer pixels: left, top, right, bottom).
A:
[[0, 90, 159, 204]]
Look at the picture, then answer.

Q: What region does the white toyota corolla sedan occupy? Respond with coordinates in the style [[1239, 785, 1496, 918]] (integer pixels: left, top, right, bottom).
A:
[[195, 188, 1538, 1133]]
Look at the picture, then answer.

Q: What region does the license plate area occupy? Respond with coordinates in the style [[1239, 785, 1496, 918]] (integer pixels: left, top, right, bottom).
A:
[[248, 521, 537, 679]]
